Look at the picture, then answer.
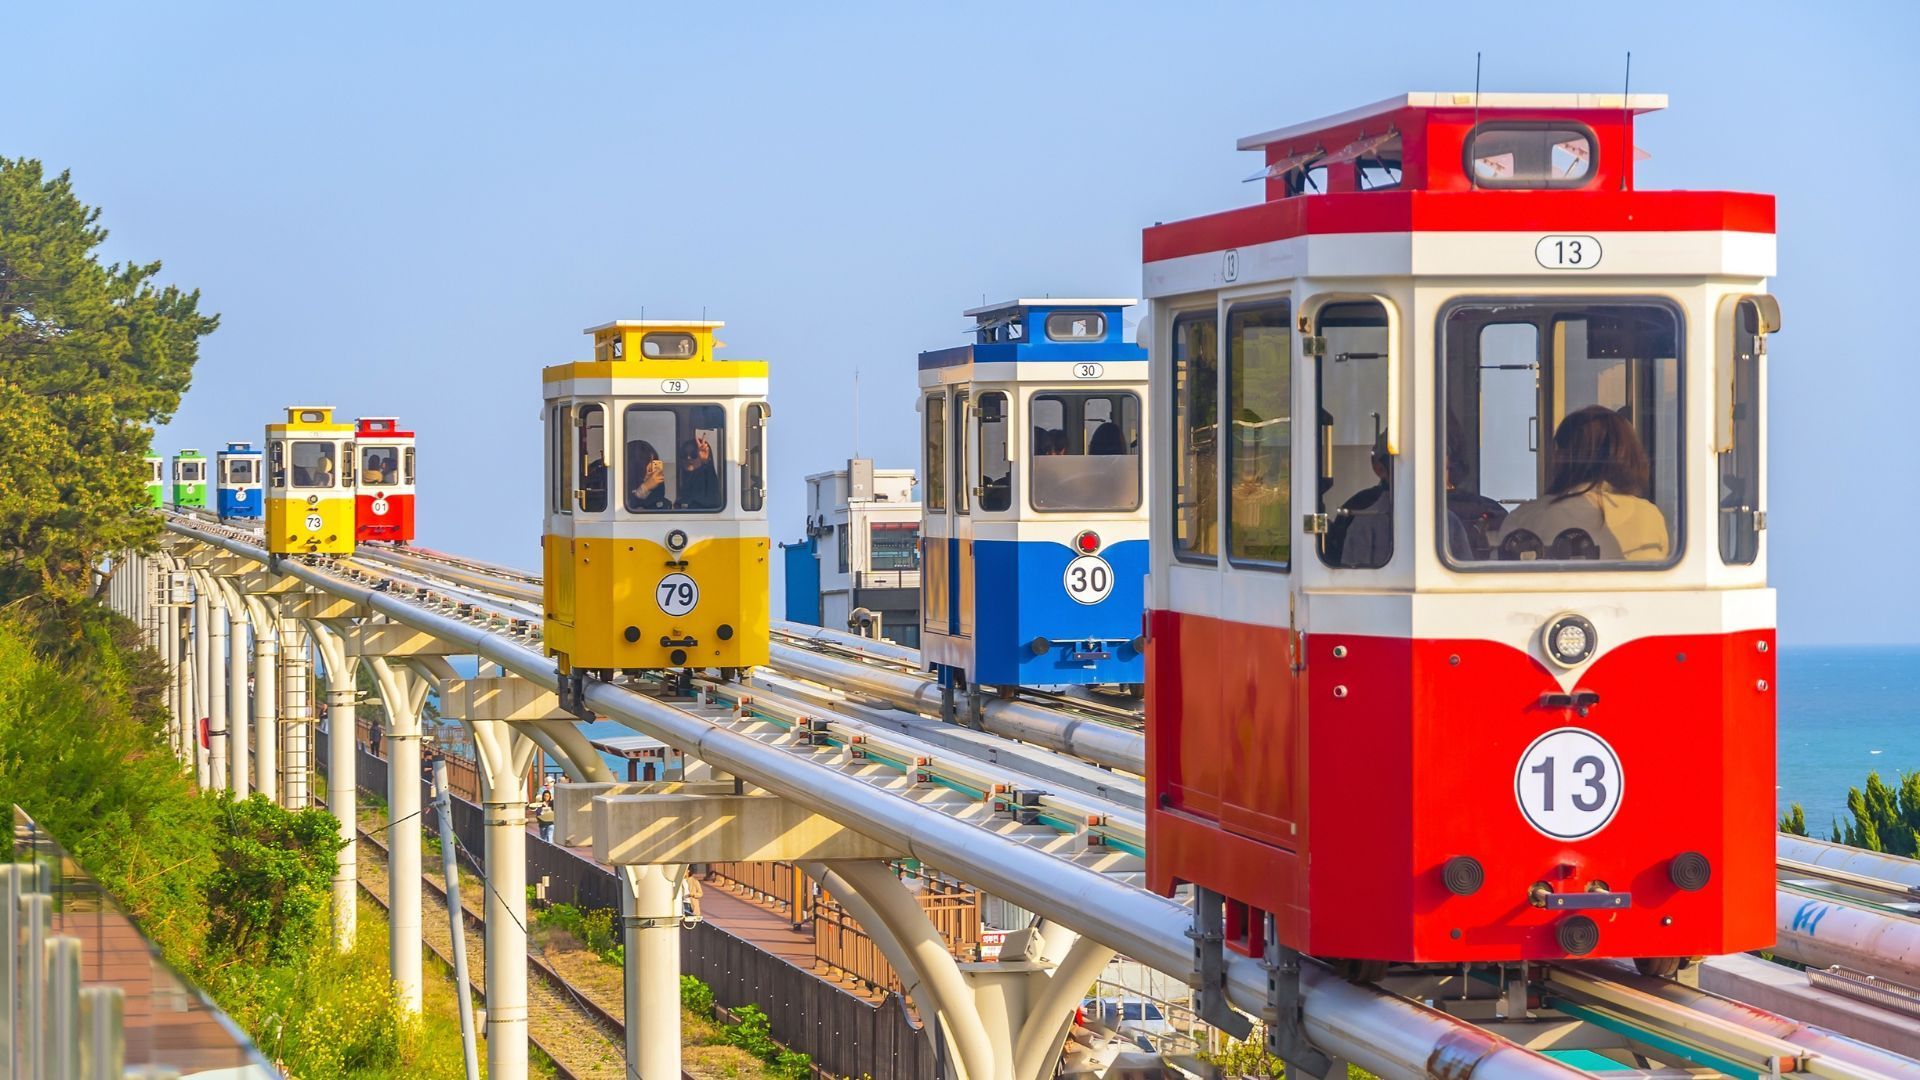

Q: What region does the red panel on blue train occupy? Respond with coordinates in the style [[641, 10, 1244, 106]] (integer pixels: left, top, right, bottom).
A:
[[354, 416, 416, 544], [1140, 93, 1779, 968], [917, 299, 1150, 695]]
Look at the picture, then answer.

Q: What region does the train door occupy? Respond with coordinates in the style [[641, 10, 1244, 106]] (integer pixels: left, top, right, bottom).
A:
[[921, 391, 951, 649], [1215, 295, 1306, 859], [953, 389, 974, 645]]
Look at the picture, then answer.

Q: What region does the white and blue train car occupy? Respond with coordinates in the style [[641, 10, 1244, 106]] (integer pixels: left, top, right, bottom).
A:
[[918, 299, 1148, 706], [215, 441, 264, 521]]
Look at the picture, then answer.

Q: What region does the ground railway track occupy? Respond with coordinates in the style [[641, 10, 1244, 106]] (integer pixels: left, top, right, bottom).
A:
[[353, 833, 627, 1080]]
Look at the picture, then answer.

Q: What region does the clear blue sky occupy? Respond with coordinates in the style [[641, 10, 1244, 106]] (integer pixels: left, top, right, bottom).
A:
[[13, 1, 1915, 644]]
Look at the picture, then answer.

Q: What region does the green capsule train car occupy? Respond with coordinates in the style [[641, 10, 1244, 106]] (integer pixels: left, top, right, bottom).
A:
[[172, 450, 208, 509], [144, 456, 165, 508]]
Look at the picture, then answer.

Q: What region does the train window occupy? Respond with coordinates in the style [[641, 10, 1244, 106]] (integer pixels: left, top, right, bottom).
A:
[[1354, 132, 1403, 191], [552, 406, 571, 514], [925, 395, 946, 510], [1440, 300, 1683, 568], [1285, 166, 1329, 197], [1720, 299, 1769, 565], [976, 392, 1011, 512], [289, 442, 337, 489], [954, 392, 970, 515], [1029, 391, 1141, 512], [743, 402, 769, 512], [1467, 124, 1596, 188], [622, 403, 726, 513], [577, 404, 607, 512], [362, 446, 400, 486], [1044, 312, 1106, 342], [403, 447, 416, 486], [870, 522, 920, 570], [150, 460, 165, 483], [1172, 312, 1219, 561], [225, 458, 256, 485], [1315, 301, 1393, 569], [1226, 301, 1293, 567], [640, 332, 698, 359], [177, 460, 203, 483]]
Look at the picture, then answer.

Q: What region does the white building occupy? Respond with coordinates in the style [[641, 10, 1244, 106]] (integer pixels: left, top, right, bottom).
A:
[[782, 460, 922, 647]]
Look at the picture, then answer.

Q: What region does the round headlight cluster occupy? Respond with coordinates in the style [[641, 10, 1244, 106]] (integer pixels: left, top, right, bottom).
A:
[[1542, 613, 1597, 668], [666, 529, 689, 552]]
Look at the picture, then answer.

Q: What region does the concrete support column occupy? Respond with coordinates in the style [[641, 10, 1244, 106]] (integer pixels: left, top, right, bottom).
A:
[[473, 721, 535, 1080], [199, 573, 229, 793], [251, 601, 280, 802], [192, 583, 211, 788], [220, 582, 251, 797], [369, 656, 424, 1013], [279, 618, 312, 807], [308, 621, 359, 952], [163, 602, 182, 762], [481, 786, 529, 1080], [620, 866, 685, 1080]]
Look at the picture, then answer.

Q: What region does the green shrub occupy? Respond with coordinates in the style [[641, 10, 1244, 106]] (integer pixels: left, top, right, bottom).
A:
[[723, 1005, 781, 1060], [681, 974, 715, 1017]]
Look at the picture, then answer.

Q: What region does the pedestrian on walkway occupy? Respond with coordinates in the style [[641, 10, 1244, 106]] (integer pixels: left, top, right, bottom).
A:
[[536, 790, 555, 843]]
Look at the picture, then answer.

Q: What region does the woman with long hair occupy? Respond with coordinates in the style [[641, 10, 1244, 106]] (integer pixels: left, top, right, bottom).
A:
[[1494, 405, 1668, 561]]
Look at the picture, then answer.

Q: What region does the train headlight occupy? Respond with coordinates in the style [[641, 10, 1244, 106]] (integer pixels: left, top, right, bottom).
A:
[[1542, 613, 1597, 668], [307, 495, 319, 507], [1073, 530, 1100, 554], [666, 529, 689, 552]]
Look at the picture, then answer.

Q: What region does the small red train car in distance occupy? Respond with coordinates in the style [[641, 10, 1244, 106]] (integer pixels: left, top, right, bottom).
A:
[[354, 416, 416, 544]]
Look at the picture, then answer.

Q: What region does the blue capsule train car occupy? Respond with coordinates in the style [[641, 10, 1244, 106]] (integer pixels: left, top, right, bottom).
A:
[[918, 299, 1149, 710], [216, 441, 265, 521]]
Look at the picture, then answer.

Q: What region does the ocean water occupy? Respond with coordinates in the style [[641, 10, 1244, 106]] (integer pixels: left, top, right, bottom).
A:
[[1777, 645, 1920, 834]]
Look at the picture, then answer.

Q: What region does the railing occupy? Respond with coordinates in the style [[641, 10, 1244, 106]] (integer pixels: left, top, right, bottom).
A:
[[709, 861, 983, 996], [355, 716, 481, 803]]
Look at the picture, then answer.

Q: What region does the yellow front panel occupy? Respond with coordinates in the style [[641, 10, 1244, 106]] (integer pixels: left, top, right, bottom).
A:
[[543, 534, 769, 671], [266, 495, 355, 554]]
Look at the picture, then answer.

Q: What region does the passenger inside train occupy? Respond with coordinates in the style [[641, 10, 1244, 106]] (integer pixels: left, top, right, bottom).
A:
[[362, 446, 398, 484], [1495, 405, 1668, 561], [627, 440, 669, 510], [675, 435, 721, 510]]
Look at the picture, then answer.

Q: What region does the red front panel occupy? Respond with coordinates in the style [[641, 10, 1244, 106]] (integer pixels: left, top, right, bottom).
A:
[[356, 492, 415, 543], [1147, 610, 1775, 962]]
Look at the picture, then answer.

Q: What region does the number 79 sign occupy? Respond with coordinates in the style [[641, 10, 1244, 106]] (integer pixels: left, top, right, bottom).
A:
[[656, 573, 699, 616]]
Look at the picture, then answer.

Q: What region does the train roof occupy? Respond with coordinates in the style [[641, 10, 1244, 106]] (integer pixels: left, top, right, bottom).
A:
[[1235, 91, 1668, 150], [220, 442, 260, 454], [175, 449, 205, 457], [961, 298, 1136, 319], [357, 416, 414, 438], [582, 319, 725, 332]]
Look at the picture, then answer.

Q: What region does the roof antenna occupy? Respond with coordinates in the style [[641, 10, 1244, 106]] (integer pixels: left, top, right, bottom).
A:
[[1620, 51, 1633, 191], [852, 366, 861, 460], [1469, 52, 1483, 190]]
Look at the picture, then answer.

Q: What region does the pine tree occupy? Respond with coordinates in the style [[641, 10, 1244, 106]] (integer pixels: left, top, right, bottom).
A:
[[0, 158, 216, 602], [1779, 803, 1807, 836]]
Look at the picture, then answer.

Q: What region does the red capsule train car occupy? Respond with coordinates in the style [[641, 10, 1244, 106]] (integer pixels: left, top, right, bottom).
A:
[[1142, 93, 1778, 972], [354, 416, 416, 544]]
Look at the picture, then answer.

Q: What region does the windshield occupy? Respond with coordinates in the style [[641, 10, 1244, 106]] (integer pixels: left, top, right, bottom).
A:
[[362, 446, 401, 485], [290, 442, 336, 489], [225, 459, 256, 485], [1029, 391, 1141, 511], [1440, 300, 1682, 567], [623, 403, 727, 512]]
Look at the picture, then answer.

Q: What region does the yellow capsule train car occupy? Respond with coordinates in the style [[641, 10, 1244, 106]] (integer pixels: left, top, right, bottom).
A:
[[543, 320, 771, 711], [266, 405, 356, 556]]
